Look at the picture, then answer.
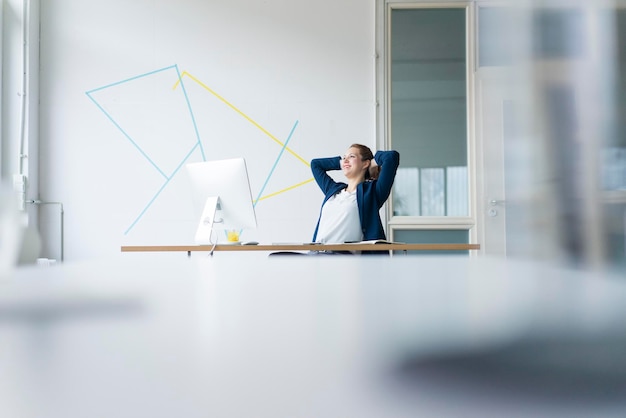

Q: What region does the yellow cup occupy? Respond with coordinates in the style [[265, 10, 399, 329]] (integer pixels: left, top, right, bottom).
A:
[[226, 230, 240, 242]]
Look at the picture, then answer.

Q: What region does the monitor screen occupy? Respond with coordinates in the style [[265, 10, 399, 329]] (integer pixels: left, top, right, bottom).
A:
[[186, 158, 257, 244]]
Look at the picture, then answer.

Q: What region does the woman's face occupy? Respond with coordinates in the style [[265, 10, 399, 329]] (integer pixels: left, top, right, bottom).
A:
[[341, 147, 370, 179]]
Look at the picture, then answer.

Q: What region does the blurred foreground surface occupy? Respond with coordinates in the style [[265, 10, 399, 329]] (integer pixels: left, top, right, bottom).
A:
[[1, 254, 625, 418]]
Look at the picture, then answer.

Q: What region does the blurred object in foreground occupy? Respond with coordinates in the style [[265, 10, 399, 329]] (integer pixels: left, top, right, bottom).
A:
[[1, 256, 625, 417], [486, 0, 626, 270], [0, 182, 23, 280], [532, 0, 626, 269], [17, 226, 42, 266]]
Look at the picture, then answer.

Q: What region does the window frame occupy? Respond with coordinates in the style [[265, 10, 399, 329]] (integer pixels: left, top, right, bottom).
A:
[[375, 1, 478, 243]]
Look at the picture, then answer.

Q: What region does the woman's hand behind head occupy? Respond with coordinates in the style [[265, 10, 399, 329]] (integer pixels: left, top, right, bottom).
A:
[[369, 165, 381, 180]]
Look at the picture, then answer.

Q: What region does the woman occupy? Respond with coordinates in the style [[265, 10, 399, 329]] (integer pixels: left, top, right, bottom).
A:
[[311, 144, 400, 244]]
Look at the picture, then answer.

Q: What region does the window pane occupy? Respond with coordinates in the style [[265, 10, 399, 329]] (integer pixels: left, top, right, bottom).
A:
[[447, 166, 468, 216], [393, 229, 470, 256], [603, 8, 626, 191], [421, 168, 445, 216], [479, 6, 517, 67], [601, 8, 626, 269], [393, 167, 420, 216], [390, 8, 468, 217]]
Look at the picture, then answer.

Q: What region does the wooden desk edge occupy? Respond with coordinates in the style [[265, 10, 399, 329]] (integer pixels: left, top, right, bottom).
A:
[[121, 243, 481, 252]]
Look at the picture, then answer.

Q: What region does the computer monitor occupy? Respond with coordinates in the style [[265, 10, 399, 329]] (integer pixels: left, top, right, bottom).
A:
[[186, 158, 257, 244]]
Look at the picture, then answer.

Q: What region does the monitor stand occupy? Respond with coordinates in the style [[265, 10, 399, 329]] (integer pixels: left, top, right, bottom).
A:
[[194, 196, 223, 244]]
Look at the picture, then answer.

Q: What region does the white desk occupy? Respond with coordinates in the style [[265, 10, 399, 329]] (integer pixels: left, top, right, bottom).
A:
[[121, 242, 481, 256], [1, 256, 625, 417]]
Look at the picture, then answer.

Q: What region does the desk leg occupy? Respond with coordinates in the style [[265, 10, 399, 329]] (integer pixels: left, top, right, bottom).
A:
[[187, 251, 191, 257]]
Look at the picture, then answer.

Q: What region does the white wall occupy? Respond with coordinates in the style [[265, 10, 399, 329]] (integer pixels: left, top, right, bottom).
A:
[[1, 0, 25, 181], [1, 0, 40, 233], [36, 0, 375, 261]]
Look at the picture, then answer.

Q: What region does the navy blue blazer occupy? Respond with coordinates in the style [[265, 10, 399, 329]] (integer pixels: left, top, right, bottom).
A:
[[311, 150, 400, 242]]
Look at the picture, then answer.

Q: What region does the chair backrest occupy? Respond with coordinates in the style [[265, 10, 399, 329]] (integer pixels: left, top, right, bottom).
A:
[[18, 226, 42, 265], [268, 251, 307, 257]]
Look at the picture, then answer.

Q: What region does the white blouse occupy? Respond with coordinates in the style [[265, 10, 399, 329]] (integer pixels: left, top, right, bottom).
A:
[[315, 189, 362, 244]]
